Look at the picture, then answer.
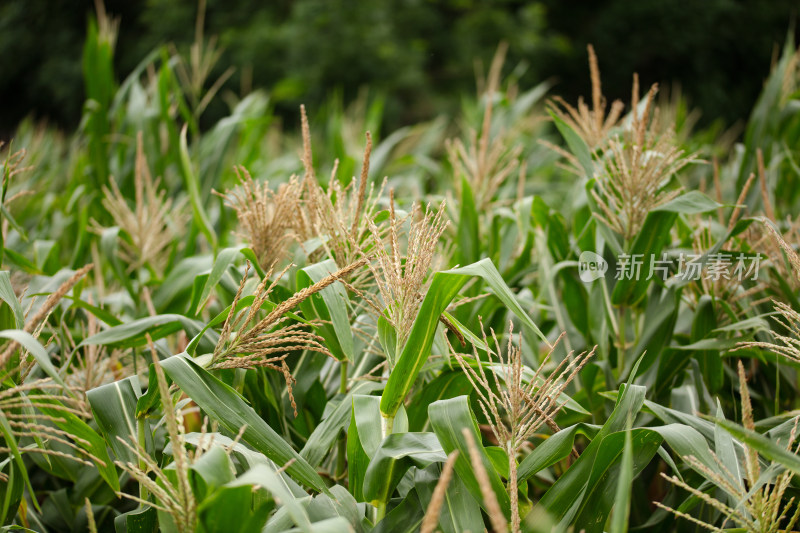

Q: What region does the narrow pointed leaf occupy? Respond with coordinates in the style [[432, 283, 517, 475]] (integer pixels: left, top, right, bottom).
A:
[[381, 259, 547, 418], [0, 330, 67, 389], [362, 432, 445, 504], [300, 381, 381, 467], [716, 418, 800, 475], [429, 396, 511, 518], [192, 246, 240, 315], [78, 314, 205, 348], [609, 426, 634, 533], [36, 397, 120, 492], [297, 260, 354, 361], [87, 377, 140, 464], [0, 273, 23, 328], [160, 354, 329, 493]]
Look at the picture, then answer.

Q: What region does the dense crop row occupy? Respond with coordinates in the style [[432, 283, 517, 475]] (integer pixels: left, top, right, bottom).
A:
[[2, 8, 800, 533]]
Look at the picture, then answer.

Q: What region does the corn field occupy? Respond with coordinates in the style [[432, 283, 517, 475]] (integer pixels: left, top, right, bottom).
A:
[[2, 7, 800, 533]]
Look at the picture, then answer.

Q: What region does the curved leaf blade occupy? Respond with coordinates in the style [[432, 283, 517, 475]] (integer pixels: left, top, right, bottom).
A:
[[381, 259, 547, 418], [160, 354, 329, 494], [429, 396, 511, 518]]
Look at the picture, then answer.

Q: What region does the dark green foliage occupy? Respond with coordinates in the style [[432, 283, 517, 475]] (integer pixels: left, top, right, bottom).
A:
[[1, 0, 798, 136]]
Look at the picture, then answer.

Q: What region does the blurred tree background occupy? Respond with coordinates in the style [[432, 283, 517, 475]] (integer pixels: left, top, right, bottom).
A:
[[0, 0, 796, 138]]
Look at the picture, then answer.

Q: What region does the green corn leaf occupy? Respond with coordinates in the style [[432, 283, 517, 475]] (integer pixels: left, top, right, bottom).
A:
[[99, 227, 132, 295], [550, 111, 594, 179], [231, 464, 313, 532], [650, 423, 719, 475], [297, 260, 354, 361], [714, 401, 743, 508], [61, 295, 122, 326], [192, 246, 241, 316], [0, 273, 23, 329], [35, 396, 120, 492], [113, 507, 158, 533], [188, 445, 236, 499], [362, 432, 445, 505], [656, 191, 724, 214], [517, 425, 582, 483], [407, 370, 472, 432], [346, 395, 380, 503], [610, 192, 721, 306], [715, 418, 800, 476], [691, 295, 723, 393], [153, 255, 213, 310], [304, 486, 360, 530], [377, 314, 398, 365], [300, 381, 381, 467], [160, 354, 330, 494], [622, 286, 678, 380], [457, 176, 480, 265], [610, 211, 677, 306], [78, 314, 205, 349], [0, 410, 38, 513], [0, 459, 24, 527], [573, 428, 661, 532], [87, 377, 141, 464], [239, 247, 267, 278], [535, 384, 646, 524], [608, 424, 634, 533], [415, 463, 483, 533], [179, 124, 217, 249], [372, 488, 424, 533], [429, 396, 511, 518], [3, 249, 40, 275], [346, 394, 407, 502], [0, 330, 68, 390], [135, 364, 163, 418], [197, 484, 269, 533], [381, 258, 547, 418]]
